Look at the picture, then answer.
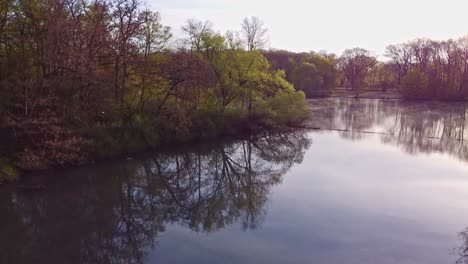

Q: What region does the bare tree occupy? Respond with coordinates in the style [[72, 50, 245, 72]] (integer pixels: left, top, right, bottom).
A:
[[139, 10, 172, 55], [110, 0, 143, 105], [409, 38, 434, 72], [385, 43, 412, 85], [338, 48, 377, 95], [241, 16, 268, 51], [181, 19, 213, 52], [386, 36, 468, 99], [225, 30, 242, 50], [135, 10, 172, 110]]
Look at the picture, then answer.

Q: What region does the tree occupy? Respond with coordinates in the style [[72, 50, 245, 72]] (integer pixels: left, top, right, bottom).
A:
[[263, 51, 337, 98], [110, 0, 143, 105], [139, 10, 171, 55], [338, 48, 377, 95], [134, 10, 172, 110], [401, 69, 429, 99], [385, 44, 412, 85], [386, 36, 468, 99], [241, 16, 268, 51], [0, 0, 311, 174], [366, 62, 396, 91], [181, 19, 213, 52], [225, 30, 243, 50]]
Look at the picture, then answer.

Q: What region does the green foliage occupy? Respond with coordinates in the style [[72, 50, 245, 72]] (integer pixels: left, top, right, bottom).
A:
[[0, 1, 311, 173], [0, 157, 19, 183], [266, 91, 311, 126], [401, 69, 430, 99], [84, 125, 156, 159], [191, 106, 247, 138], [264, 51, 337, 98]]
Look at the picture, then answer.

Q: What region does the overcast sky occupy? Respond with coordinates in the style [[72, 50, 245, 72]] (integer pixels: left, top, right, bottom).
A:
[[148, 0, 468, 58]]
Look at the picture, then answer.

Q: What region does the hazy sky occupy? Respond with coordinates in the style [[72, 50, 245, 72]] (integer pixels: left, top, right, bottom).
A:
[[148, 0, 468, 57]]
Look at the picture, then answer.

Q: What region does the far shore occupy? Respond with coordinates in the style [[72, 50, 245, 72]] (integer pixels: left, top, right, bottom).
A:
[[329, 87, 403, 100], [326, 88, 468, 101]]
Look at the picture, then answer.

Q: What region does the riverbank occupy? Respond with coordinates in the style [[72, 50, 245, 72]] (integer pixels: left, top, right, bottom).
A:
[[4, 91, 465, 184], [330, 87, 468, 101], [330, 88, 403, 99], [0, 92, 311, 184]]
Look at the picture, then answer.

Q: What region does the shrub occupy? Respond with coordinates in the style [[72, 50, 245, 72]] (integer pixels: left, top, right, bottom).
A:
[[266, 91, 311, 127], [6, 97, 91, 170], [401, 69, 430, 99], [191, 105, 248, 138], [84, 125, 155, 159], [0, 157, 19, 183]]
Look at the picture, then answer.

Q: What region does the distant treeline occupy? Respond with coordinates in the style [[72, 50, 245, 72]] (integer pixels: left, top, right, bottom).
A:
[[386, 37, 468, 100], [0, 0, 310, 180], [263, 37, 468, 101]]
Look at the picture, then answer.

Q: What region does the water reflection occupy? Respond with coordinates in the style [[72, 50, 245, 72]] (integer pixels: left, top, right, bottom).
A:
[[309, 98, 468, 162], [456, 228, 468, 264], [0, 131, 311, 264]]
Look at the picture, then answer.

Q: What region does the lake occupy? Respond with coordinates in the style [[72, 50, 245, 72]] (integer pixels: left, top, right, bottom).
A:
[[2, 98, 468, 264]]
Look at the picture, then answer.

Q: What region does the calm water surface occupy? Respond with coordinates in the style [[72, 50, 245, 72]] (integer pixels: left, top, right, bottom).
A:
[[2, 98, 468, 264]]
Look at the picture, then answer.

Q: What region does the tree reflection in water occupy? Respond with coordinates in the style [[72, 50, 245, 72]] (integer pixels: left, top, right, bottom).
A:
[[309, 98, 468, 264], [309, 98, 468, 162], [456, 227, 468, 264], [0, 131, 311, 264]]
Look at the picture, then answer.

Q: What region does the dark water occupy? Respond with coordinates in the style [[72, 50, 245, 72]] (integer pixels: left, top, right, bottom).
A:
[[2, 98, 468, 264]]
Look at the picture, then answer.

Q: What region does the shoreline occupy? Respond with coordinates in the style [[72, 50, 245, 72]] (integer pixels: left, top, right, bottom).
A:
[[3, 94, 468, 185], [0, 125, 302, 185], [316, 88, 468, 102]]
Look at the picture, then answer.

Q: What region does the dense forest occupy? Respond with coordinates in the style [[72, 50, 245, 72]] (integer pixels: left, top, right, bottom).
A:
[[0, 0, 310, 181]]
